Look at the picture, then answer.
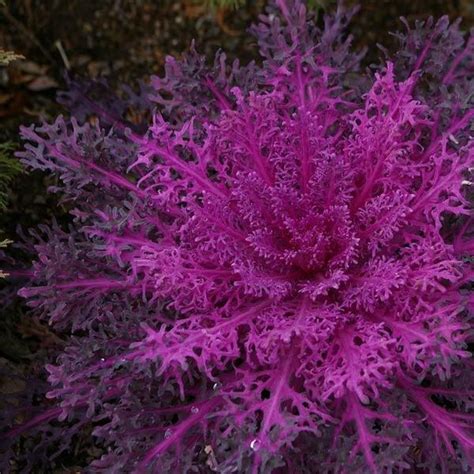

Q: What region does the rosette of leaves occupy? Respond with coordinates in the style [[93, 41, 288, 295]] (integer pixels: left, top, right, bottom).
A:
[[1, 0, 473, 472]]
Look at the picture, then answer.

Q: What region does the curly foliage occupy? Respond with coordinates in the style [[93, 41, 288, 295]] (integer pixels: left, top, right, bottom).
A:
[[2, 1, 473, 472]]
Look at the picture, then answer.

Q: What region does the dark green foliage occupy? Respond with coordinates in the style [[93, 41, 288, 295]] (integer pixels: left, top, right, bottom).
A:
[[0, 143, 22, 211]]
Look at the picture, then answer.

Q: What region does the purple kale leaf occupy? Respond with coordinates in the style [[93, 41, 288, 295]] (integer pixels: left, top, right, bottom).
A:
[[2, 1, 473, 472]]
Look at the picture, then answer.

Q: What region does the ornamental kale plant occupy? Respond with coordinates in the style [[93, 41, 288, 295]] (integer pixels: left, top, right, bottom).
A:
[[2, 0, 474, 472]]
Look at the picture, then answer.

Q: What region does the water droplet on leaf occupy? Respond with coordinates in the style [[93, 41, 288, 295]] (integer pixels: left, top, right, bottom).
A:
[[164, 428, 172, 439], [448, 133, 459, 145], [191, 406, 199, 414], [250, 438, 261, 451]]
